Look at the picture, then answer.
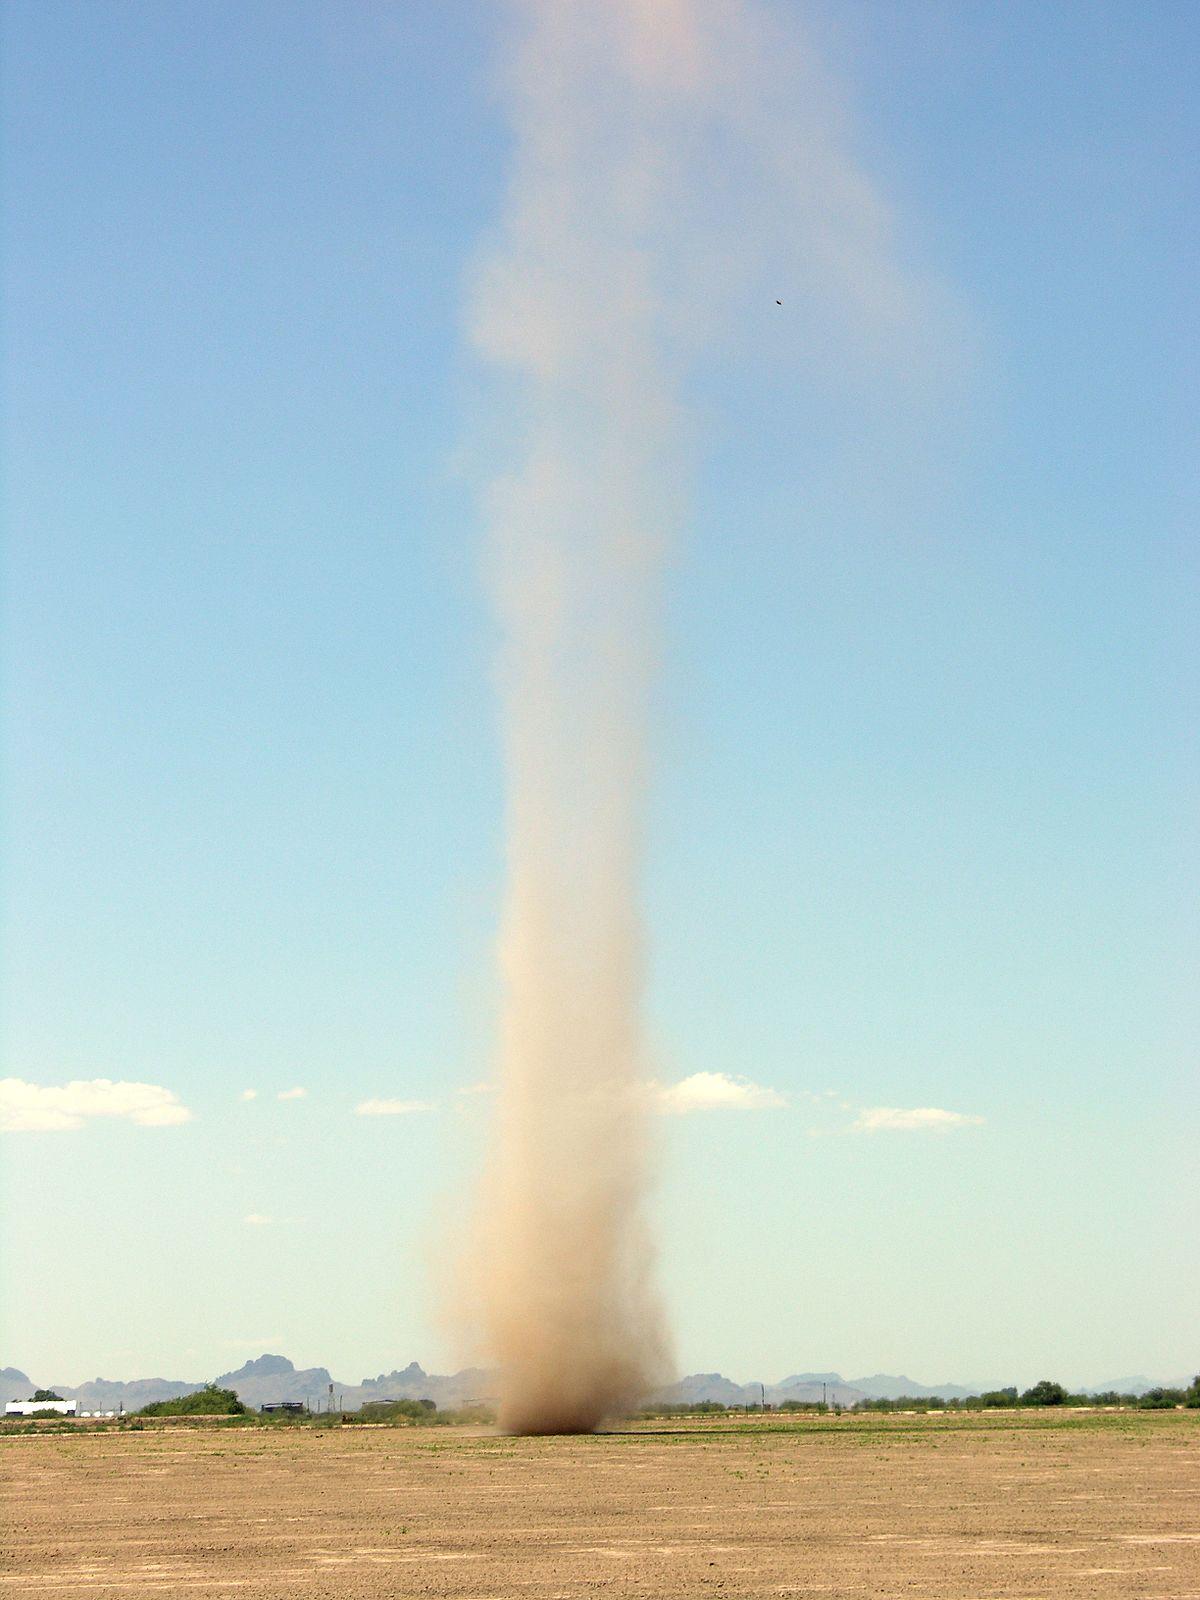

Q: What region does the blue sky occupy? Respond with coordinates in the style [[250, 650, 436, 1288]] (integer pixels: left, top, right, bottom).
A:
[[3, 0, 1197, 1389]]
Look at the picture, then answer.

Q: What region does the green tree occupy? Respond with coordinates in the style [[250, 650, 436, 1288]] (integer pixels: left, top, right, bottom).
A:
[[30, 1390, 63, 1402], [1020, 1380, 1068, 1406]]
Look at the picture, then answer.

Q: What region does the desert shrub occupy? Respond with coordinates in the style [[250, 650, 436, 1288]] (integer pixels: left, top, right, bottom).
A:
[[860, 1397, 948, 1411], [139, 1385, 247, 1417], [1137, 1388, 1185, 1409], [348, 1399, 438, 1424], [638, 1401, 729, 1417], [3, 1418, 79, 1434], [436, 1405, 495, 1425]]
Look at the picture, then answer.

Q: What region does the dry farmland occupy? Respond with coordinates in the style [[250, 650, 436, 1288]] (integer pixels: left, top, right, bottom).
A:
[[3, 1410, 1198, 1598]]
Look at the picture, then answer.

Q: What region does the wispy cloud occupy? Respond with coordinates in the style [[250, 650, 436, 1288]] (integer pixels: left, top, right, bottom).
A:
[[651, 1071, 786, 1114], [242, 1212, 272, 1226], [354, 1097, 436, 1117], [277, 1087, 307, 1101], [853, 1106, 984, 1132], [0, 1077, 194, 1133], [239, 1089, 258, 1102]]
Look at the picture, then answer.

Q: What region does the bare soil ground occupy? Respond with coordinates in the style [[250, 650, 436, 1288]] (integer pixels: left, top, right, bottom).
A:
[[3, 1410, 1198, 1598]]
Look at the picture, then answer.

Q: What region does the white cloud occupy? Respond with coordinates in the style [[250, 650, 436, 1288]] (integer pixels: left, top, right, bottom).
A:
[[354, 1097, 436, 1117], [242, 1213, 272, 1227], [277, 1087, 307, 1101], [0, 1077, 193, 1133], [854, 1106, 984, 1133], [239, 1089, 258, 1102], [651, 1071, 786, 1114]]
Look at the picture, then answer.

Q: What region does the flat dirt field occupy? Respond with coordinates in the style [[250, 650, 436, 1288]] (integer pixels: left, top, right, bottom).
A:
[[3, 1411, 1198, 1598]]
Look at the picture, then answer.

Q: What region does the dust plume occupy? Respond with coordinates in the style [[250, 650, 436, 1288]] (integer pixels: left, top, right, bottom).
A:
[[464, 0, 952, 1435]]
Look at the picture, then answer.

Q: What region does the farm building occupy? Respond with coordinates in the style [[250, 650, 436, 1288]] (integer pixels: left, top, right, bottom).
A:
[[6, 1398, 77, 1416]]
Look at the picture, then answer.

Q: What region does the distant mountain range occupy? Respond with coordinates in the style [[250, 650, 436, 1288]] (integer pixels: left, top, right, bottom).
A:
[[3, 1357, 1190, 1413], [1, 1355, 494, 1414], [652, 1371, 1010, 1406]]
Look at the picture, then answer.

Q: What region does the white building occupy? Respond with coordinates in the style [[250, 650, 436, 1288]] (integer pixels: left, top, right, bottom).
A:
[[6, 1399, 78, 1416]]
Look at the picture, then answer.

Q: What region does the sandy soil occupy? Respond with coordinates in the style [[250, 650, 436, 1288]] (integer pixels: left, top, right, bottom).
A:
[[3, 1411, 1198, 1598]]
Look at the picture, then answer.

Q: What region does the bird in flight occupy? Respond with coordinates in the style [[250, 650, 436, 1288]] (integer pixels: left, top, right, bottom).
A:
[[776, 299, 782, 305]]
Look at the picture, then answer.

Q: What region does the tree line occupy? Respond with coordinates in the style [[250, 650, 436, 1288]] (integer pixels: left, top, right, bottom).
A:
[[640, 1376, 1200, 1416]]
